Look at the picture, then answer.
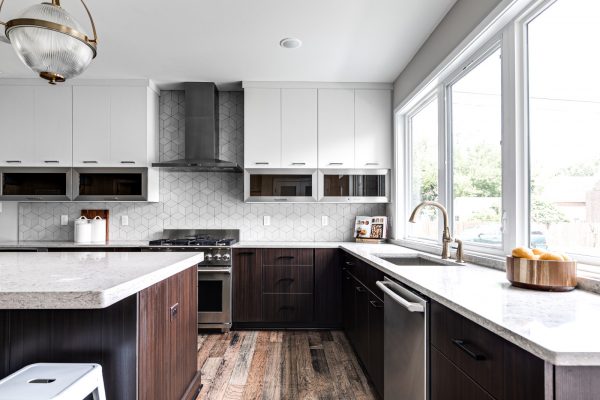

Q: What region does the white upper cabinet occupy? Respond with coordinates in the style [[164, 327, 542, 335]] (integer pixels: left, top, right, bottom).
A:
[[0, 86, 35, 166], [354, 89, 392, 169], [318, 88, 355, 168], [281, 88, 318, 168], [73, 86, 111, 166], [34, 86, 73, 166], [110, 86, 152, 166], [244, 88, 281, 168], [73, 85, 158, 167]]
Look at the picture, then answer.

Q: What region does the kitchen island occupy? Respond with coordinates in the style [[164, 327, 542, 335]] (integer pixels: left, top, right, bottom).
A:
[[0, 251, 204, 400]]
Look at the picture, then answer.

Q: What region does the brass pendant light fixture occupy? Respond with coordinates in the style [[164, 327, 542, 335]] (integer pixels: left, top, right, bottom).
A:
[[0, 0, 98, 84]]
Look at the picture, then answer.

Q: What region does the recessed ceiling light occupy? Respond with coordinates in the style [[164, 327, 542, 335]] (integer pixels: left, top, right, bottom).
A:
[[280, 37, 302, 49]]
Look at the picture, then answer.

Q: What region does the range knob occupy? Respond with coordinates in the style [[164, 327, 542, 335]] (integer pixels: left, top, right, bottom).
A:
[[213, 253, 222, 261], [222, 253, 231, 262], [205, 253, 213, 262]]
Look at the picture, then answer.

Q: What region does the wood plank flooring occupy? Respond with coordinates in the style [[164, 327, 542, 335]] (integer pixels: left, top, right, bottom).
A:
[[196, 331, 378, 400]]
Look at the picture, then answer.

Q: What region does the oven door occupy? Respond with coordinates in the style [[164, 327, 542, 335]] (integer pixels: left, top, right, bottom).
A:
[[197, 267, 231, 326]]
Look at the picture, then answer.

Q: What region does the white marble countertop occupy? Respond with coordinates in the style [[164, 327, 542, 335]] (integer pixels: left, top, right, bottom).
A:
[[0, 251, 203, 309], [0, 240, 150, 248]]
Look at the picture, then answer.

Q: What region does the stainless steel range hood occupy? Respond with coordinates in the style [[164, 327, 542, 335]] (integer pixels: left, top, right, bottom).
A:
[[153, 82, 243, 172]]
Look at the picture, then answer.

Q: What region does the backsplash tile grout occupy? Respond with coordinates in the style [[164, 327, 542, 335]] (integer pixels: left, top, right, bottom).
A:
[[18, 90, 386, 242]]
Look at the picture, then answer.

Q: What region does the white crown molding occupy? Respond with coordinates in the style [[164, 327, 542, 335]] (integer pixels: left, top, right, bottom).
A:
[[242, 81, 393, 90]]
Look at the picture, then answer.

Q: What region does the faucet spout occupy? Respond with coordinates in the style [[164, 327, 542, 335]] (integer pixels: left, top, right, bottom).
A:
[[409, 201, 452, 259]]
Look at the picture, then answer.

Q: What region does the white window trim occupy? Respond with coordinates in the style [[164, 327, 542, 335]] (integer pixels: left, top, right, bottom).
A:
[[402, 91, 440, 246], [392, 0, 590, 262], [443, 38, 506, 257]]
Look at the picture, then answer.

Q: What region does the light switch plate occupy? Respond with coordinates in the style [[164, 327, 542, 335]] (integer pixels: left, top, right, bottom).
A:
[[60, 215, 68, 226], [321, 216, 329, 226], [121, 215, 129, 226], [263, 216, 271, 226]]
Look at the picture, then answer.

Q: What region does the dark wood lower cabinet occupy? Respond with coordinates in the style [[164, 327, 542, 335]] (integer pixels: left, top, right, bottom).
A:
[[0, 266, 200, 400], [431, 347, 495, 400], [232, 249, 262, 322], [233, 248, 341, 328], [367, 292, 384, 397], [341, 253, 385, 399]]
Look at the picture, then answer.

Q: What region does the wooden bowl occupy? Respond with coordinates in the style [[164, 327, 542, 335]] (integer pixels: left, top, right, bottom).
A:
[[506, 256, 577, 292]]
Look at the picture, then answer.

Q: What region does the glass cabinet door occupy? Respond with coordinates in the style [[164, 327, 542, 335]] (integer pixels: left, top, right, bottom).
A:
[[320, 171, 390, 202]]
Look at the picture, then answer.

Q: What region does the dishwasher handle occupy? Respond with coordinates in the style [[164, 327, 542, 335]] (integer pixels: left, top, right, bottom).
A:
[[376, 280, 425, 313]]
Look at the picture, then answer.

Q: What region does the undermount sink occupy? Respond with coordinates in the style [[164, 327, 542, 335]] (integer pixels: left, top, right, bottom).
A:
[[376, 255, 450, 266]]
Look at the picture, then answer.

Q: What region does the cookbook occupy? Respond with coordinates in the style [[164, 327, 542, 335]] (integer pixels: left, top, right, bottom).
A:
[[354, 216, 388, 239]]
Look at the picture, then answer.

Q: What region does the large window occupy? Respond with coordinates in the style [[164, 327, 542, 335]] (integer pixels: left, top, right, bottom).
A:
[[450, 47, 503, 248], [407, 96, 439, 241], [398, 0, 600, 268], [527, 0, 600, 257]]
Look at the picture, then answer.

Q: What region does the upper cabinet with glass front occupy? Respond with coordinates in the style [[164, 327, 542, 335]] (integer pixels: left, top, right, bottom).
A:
[[0, 80, 159, 168]]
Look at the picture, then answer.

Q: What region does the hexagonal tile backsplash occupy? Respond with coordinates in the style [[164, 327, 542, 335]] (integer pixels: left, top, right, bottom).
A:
[[18, 91, 386, 242]]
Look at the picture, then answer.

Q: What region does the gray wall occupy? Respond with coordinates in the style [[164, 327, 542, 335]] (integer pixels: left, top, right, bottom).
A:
[[17, 91, 385, 242], [393, 0, 503, 108]]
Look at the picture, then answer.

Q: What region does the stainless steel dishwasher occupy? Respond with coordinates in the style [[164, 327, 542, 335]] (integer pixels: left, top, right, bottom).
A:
[[376, 277, 428, 400]]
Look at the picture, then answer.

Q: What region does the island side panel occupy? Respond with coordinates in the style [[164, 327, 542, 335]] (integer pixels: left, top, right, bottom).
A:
[[0, 295, 137, 400], [138, 265, 201, 400]]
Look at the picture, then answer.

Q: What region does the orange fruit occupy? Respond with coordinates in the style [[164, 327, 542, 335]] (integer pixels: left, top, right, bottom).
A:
[[511, 247, 535, 259], [539, 252, 563, 261]]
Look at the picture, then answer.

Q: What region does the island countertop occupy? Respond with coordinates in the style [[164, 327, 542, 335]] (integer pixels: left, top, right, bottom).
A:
[[0, 251, 204, 309]]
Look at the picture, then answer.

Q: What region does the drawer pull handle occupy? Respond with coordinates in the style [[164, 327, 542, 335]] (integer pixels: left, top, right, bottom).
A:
[[6, 160, 22, 163], [277, 256, 295, 260], [277, 278, 295, 283], [369, 300, 383, 308], [44, 160, 59, 164], [279, 306, 295, 311], [452, 339, 486, 361], [236, 252, 255, 256], [291, 162, 306, 166]]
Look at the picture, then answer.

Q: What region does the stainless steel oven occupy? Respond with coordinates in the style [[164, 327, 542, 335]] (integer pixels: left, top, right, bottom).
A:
[[197, 266, 231, 331]]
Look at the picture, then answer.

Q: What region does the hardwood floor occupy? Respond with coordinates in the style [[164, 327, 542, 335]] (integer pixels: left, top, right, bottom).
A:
[[196, 330, 378, 400]]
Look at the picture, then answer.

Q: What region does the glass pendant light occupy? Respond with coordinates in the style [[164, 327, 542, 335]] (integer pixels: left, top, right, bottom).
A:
[[0, 0, 98, 84]]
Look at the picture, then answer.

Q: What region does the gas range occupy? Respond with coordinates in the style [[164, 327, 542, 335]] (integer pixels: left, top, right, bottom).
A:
[[147, 229, 238, 267], [145, 229, 239, 332]]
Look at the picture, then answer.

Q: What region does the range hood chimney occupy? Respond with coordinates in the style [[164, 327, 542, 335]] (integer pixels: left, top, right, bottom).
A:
[[153, 82, 243, 172]]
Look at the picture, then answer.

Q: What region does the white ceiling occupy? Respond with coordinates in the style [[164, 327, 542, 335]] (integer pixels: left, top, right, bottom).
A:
[[0, 0, 456, 88]]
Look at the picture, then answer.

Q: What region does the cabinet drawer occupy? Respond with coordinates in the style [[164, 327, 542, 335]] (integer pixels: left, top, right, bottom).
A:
[[341, 253, 366, 282], [431, 302, 503, 399], [431, 347, 494, 400], [262, 294, 313, 322], [263, 264, 314, 294], [262, 249, 313, 266]]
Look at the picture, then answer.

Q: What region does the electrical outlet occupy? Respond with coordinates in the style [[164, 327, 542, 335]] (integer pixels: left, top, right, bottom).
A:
[[321, 216, 329, 226], [121, 215, 129, 226], [60, 215, 68, 226], [263, 216, 271, 226]]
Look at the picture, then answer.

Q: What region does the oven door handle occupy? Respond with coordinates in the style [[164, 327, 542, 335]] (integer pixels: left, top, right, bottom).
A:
[[198, 268, 232, 274]]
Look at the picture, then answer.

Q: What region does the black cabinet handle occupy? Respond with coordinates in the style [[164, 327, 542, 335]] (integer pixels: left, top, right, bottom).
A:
[[170, 303, 179, 320], [452, 339, 486, 361], [277, 278, 295, 283], [236, 251, 255, 256], [277, 256, 295, 260], [279, 306, 295, 311], [369, 300, 383, 308]]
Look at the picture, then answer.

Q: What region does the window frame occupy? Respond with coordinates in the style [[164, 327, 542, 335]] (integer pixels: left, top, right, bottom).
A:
[[393, 0, 600, 266], [403, 90, 441, 245], [443, 39, 506, 256]]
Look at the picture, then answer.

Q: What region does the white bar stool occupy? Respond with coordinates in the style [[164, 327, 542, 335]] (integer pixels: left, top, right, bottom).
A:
[[0, 363, 106, 400]]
